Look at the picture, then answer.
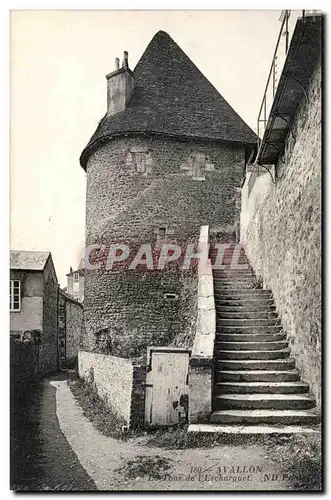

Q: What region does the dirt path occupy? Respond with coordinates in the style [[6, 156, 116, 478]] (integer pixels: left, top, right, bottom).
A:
[[52, 378, 291, 491]]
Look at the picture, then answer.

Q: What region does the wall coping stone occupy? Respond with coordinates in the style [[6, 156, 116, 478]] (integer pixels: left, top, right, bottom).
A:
[[191, 225, 216, 360]]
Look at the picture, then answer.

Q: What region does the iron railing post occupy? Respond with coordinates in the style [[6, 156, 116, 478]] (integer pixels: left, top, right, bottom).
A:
[[285, 10, 289, 53]]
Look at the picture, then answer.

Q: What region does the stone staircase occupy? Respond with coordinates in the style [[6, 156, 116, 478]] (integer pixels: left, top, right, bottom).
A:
[[209, 244, 319, 432]]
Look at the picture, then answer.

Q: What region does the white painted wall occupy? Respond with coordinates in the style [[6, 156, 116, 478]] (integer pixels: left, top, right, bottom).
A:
[[10, 296, 43, 333], [240, 167, 275, 247]]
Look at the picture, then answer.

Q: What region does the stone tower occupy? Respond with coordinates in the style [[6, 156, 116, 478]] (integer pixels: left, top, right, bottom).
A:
[[80, 31, 256, 359]]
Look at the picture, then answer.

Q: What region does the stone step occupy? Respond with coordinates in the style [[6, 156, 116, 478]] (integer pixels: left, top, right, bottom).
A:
[[211, 255, 248, 261], [216, 325, 282, 333], [213, 393, 315, 411], [217, 318, 281, 327], [214, 278, 264, 290], [217, 325, 283, 334], [216, 348, 290, 361], [214, 283, 258, 290], [188, 423, 320, 434], [216, 303, 276, 312], [214, 381, 309, 394], [216, 266, 252, 271], [216, 333, 287, 342], [215, 296, 274, 305], [216, 310, 278, 320], [213, 254, 248, 260], [213, 274, 255, 281], [217, 359, 296, 371], [210, 409, 320, 425], [214, 289, 272, 298], [213, 276, 255, 282], [213, 269, 254, 275], [216, 259, 249, 264], [215, 298, 275, 307], [215, 340, 289, 351], [215, 370, 300, 382]]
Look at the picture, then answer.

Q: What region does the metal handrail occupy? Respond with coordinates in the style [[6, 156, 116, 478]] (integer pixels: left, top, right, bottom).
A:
[[255, 10, 320, 153], [255, 9, 321, 164], [257, 10, 291, 150]]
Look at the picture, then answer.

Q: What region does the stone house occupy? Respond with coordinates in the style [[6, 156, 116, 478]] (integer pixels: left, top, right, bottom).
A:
[[10, 251, 59, 375], [10, 250, 84, 375], [79, 13, 322, 431], [58, 288, 84, 369], [66, 259, 85, 303]]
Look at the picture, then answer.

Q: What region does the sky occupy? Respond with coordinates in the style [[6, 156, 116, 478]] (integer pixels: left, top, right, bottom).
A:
[[10, 9, 286, 286]]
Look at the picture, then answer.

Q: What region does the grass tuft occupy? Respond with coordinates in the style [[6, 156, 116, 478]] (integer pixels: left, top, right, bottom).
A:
[[68, 376, 129, 440], [146, 427, 267, 449], [265, 433, 322, 491], [115, 455, 172, 480]]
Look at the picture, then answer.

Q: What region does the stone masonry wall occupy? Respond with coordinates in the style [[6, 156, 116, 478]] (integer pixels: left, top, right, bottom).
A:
[[78, 350, 145, 427], [58, 290, 84, 369], [131, 365, 147, 428], [241, 60, 321, 409], [40, 260, 59, 375], [84, 137, 245, 358], [65, 296, 84, 367]]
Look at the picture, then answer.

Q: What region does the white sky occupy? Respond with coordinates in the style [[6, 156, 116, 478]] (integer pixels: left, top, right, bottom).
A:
[[10, 9, 285, 286]]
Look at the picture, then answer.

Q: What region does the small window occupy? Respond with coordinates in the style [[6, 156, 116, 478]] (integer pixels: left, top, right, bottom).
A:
[[10, 280, 21, 312], [158, 227, 166, 237], [163, 293, 178, 301], [126, 149, 152, 176], [73, 272, 79, 282]]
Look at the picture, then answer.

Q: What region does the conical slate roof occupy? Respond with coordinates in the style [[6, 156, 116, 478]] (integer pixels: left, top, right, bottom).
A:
[[80, 31, 257, 169]]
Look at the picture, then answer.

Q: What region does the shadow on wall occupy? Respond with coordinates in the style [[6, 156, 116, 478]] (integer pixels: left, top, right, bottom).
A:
[[10, 331, 42, 400]]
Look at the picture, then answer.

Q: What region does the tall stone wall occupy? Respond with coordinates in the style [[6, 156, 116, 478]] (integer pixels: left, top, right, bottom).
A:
[[84, 137, 245, 358], [40, 259, 59, 375], [241, 60, 321, 409], [65, 298, 84, 367]]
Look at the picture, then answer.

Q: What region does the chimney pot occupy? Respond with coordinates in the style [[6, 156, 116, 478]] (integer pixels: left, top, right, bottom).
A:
[[70, 266, 73, 273], [106, 50, 134, 116], [122, 51, 129, 68], [115, 57, 120, 70]]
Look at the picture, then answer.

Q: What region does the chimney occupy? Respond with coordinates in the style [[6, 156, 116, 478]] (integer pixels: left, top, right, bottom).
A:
[[70, 266, 73, 274], [106, 51, 134, 116]]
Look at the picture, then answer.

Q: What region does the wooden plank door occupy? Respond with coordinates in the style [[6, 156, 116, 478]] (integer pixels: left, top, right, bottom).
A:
[[145, 349, 190, 426]]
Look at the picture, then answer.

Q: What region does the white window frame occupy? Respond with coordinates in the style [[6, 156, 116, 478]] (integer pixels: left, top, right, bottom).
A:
[[73, 272, 80, 282], [10, 280, 21, 312]]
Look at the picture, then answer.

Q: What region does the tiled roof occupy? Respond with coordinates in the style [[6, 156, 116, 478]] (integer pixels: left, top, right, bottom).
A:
[[10, 250, 50, 271], [80, 31, 257, 169]]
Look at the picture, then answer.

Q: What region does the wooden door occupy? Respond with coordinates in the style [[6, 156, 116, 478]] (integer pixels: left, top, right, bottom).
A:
[[145, 348, 190, 426]]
